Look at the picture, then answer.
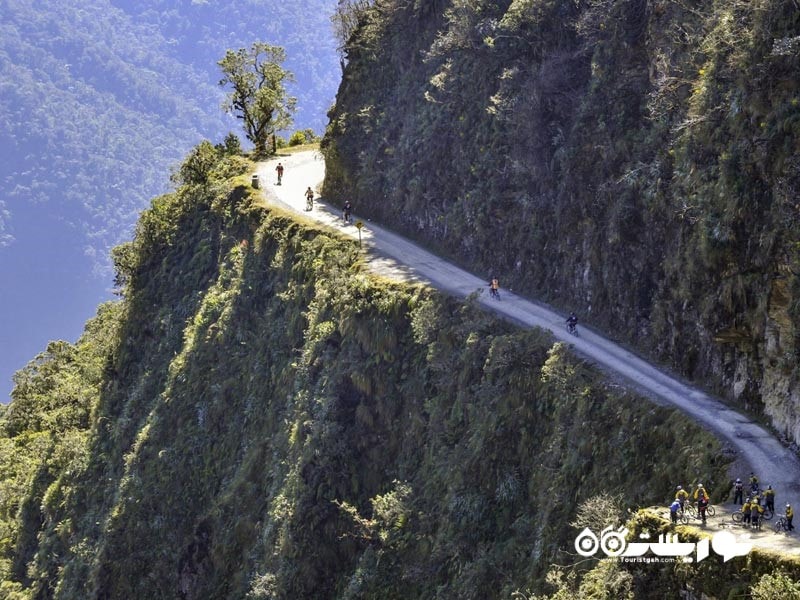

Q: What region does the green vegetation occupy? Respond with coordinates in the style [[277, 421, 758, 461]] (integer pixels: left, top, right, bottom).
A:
[[289, 128, 321, 146], [322, 0, 800, 443], [218, 43, 298, 158], [0, 0, 339, 258], [523, 509, 800, 599], [1, 146, 745, 598]]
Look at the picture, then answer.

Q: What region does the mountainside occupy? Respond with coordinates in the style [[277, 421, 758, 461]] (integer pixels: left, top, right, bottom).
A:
[[0, 148, 761, 599], [0, 0, 339, 402], [322, 0, 800, 446]]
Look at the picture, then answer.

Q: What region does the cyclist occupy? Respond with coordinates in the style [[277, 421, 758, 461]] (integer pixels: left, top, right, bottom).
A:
[[489, 277, 500, 299], [764, 485, 775, 513], [694, 484, 710, 524], [741, 499, 752, 527], [733, 478, 744, 505], [305, 187, 314, 210], [342, 200, 352, 224], [275, 162, 284, 185], [693, 483, 709, 502], [566, 312, 578, 334], [676, 486, 689, 512], [752, 501, 764, 530], [749, 472, 759, 494], [787, 504, 795, 531], [670, 498, 681, 524]]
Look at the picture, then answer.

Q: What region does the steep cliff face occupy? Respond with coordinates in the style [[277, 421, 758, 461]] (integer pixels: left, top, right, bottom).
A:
[[0, 150, 733, 599], [323, 0, 800, 443]]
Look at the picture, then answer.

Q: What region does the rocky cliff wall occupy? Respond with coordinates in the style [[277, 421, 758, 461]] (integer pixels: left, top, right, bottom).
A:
[[323, 0, 800, 445]]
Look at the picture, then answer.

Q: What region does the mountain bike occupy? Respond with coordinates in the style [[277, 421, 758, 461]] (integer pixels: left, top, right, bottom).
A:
[[774, 515, 790, 533], [305, 196, 313, 211], [686, 501, 715, 521]]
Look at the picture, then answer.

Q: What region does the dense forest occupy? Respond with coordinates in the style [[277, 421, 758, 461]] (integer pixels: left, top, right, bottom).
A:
[[4, 0, 800, 597], [7, 145, 793, 599], [323, 0, 800, 447], [1, 0, 338, 257], [0, 0, 340, 403]]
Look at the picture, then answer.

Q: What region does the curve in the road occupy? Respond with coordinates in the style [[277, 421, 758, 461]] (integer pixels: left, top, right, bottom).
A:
[[255, 151, 800, 534]]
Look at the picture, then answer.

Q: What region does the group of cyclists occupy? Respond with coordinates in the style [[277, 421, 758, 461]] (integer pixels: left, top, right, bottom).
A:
[[669, 474, 794, 531], [671, 483, 711, 524], [486, 278, 579, 332], [274, 161, 351, 223], [275, 159, 799, 540]]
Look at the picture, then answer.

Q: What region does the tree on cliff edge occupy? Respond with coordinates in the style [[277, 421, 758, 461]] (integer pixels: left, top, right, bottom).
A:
[[218, 42, 296, 157]]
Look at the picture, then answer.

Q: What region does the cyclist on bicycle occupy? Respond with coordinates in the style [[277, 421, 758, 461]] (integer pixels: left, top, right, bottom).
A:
[[566, 312, 578, 334], [305, 186, 314, 210], [489, 277, 500, 299], [675, 486, 689, 511], [342, 200, 352, 224], [693, 483, 709, 502], [749, 472, 759, 494]]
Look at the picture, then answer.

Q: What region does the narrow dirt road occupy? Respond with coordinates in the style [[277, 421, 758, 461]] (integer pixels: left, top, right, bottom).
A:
[[256, 151, 800, 554]]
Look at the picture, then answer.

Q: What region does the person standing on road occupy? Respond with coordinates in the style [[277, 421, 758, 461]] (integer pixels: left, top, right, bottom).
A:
[[670, 498, 681, 524], [733, 478, 744, 505], [275, 162, 284, 185], [749, 472, 759, 494], [787, 504, 794, 530], [764, 485, 775, 513], [742, 499, 752, 527]]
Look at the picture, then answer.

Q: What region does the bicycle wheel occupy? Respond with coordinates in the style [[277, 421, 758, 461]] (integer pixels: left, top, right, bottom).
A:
[[680, 512, 690, 525], [763, 507, 774, 521], [731, 512, 743, 524], [706, 504, 716, 517], [686, 504, 697, 518], [775, 518, 786, 533]]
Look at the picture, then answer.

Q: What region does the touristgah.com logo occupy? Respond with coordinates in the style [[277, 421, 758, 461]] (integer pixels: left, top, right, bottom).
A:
[[574, 526, 752, 564]]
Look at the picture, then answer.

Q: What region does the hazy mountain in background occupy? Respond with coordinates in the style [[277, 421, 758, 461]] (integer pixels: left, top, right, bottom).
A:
[[0, 0, 339, 400]]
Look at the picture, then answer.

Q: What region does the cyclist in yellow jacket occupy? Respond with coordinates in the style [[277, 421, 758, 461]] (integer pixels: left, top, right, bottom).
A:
[[675, 486, 689, 511], [693, 484, 709, 501], [787, 504, 794, 531], [741, 500, 752, 527], [763, 485, 775, 513], [751, 502, 764, 529]]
